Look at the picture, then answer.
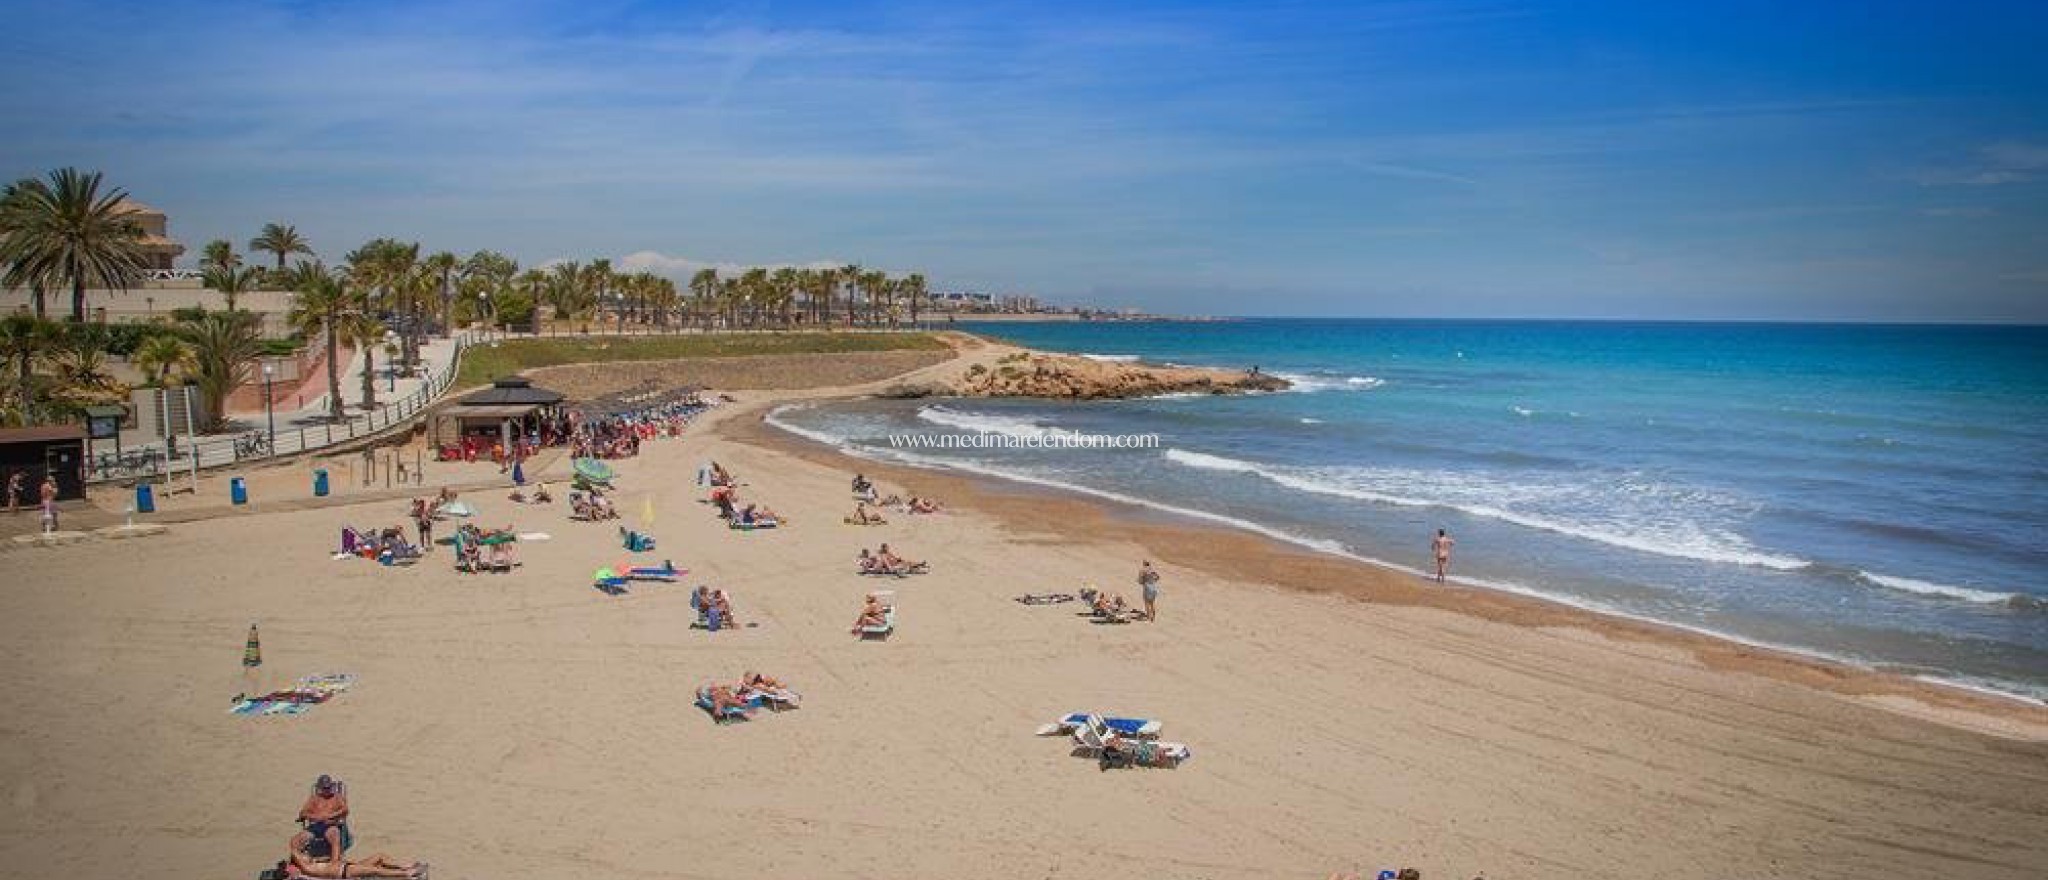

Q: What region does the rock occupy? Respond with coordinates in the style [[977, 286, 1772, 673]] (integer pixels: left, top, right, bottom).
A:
[[944, 353, 1290, 399], [876, 382, 946, 399]]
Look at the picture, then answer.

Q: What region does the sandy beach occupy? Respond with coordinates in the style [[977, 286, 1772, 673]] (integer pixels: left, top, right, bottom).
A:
[[2, 343, 2045, 880]]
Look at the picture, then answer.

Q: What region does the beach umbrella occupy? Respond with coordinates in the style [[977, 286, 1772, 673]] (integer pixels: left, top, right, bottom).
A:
[[243, 623, 262, 668], [440, 501, 478, 517], [573, 458, 615, 483]]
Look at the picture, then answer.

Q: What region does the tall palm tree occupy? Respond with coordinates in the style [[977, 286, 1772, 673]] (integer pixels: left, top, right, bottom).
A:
[[585, 259, 616, 331], [0, 168, 147, 322], [860, 270, 889, 327], [0, 313, 61, 424], [202, 239, 240, 272], [512, 269, 550, 332], [288, 264, 351, 422], [423, 251, 459, 337], [838, 264, 862, 327], [249, 223, 313, 271], [133, 333, 194, 387], [903, 272, 928, 328], [202, 264, 259, 312], [336, 307, 385, 411], [0, 178, 54, 319], [177, 309, 260, 429], [688, 268, 721, 330]]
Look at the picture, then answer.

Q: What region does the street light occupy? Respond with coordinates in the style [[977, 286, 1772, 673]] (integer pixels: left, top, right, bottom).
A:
[[261, 362, 276, 454], [477, 291, 491, 342], [385, 331, 399, 392]]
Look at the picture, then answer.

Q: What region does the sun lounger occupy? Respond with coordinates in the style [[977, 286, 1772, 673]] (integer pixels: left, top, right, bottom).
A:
[[626, 560, 684, 581], [1035, 713, 1162, 738], [741, 686, 802, 712], [620, 527, 657, 551], [729, 518, 779, 530], [1015, 593, 1076, 605], [860, 605, 896, 640], [1071, 723, 1191, 769]]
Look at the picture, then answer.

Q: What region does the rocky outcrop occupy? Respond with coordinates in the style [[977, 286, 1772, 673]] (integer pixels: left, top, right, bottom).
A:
[[945, 353, 1289, 399]]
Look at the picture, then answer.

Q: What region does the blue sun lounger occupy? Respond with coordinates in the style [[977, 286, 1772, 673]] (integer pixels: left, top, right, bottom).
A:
[[1037, 713, 1162, 738]]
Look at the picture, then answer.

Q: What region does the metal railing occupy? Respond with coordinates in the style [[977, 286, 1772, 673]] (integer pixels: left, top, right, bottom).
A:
[[89, 333, 473, 483]]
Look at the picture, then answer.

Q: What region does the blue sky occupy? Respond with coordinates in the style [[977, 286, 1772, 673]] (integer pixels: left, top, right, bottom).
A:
[[4, 0, 2045, 320]]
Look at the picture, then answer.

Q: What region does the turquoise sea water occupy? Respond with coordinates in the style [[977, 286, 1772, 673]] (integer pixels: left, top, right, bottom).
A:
[[772, 320, 2048, 701]]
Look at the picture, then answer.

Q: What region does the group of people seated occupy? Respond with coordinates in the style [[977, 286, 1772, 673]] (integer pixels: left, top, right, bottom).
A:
[[849, 592, 893, 635], [851, 474, 941, 514], [570, 488, 619, 521], [452, 523, 518, 572], [690, 586, 739, 628], [1078, 586, 1143, 621], [857, 544, 926, 576], [340, 526, 421, 564], [273, 774, 427, 879]]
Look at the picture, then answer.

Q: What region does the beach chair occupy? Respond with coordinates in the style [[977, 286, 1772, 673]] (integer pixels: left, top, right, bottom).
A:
[[626, 560, 684, 582], [1035, 712, 1162, 738], [860, 604, 896, 640], [620, 527, 657, 552], [742, 686, 802, 712], [1072, 722, 1191, 770]]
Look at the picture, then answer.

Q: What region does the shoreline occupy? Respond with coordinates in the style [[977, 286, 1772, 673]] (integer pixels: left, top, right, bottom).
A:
[[728, 393, 2048, 739]]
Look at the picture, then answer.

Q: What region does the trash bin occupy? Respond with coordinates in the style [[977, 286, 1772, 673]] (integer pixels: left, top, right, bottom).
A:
[[313, 468, 330, 497], [230, 476, 247, 505], [135, 482, 155, 514]]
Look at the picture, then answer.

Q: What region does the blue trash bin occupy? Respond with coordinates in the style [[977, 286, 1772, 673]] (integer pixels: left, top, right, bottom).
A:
[[135, 482, 155, 514], [230, 476, 247, 505], [313, 469, 330, 497]]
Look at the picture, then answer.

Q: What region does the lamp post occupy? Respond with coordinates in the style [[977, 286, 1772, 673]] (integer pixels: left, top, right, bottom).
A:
[[477, 291, 491, 342], [385, 332, 399, 392], [261, 362, 276, 453], [613, 291, 625, 335]]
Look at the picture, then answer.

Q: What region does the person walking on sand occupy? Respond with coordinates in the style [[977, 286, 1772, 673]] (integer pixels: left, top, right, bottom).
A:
[[39, 475, 58, 533], [1432, 528, 1455, 583], [5, 470, 22, 514], [1138, 560, 1161, 622]]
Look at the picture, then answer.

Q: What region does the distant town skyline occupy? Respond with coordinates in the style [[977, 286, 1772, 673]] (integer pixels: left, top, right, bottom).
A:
[[3, 1, 2044, 322]]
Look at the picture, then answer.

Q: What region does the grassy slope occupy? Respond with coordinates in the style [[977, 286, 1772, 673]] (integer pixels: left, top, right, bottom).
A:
[[454, 333, 949, 388]]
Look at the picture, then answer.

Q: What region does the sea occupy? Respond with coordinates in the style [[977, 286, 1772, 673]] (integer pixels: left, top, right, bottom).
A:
[[769, 319, 2048, 702]]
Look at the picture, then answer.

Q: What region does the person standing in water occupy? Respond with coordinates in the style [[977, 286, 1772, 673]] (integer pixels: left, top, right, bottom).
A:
[[1431, 529, 1455, 583]]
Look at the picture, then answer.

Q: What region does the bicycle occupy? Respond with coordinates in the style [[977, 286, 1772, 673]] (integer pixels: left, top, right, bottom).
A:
[[235, 432, 272, 460]]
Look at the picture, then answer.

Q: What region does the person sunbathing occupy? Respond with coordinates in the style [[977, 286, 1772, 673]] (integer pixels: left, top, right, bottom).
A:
[[851, 474, 872, 495], [701, 683, 750, 715], [711, 589, 737, 625], [532, 483, 552, 503], [845, 503, 886, 525], [906, 497, 942, 514], [741, 671, 785, 691], [850, 595, 890, 634], [285, 847, 424, 879], [876, 543, 925, 574], [1100, 731, 1181, 768], [1089, 590, 1130, 616]]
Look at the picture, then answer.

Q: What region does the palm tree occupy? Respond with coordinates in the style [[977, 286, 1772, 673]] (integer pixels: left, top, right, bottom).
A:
[[423, 251, 459, 337], [177, 309, 260, 429], [860, 270, 889, 327], [249, 223, 313, 271], [133, 333, 194, 387], [336, 308, 385, 410], [202, 264, 259, 312], [903, 272, 928, 328], [201, 239, 240, 272], [0, 178, 54, 319], [688, 268, 721, 330], [52, 325, 117, 392], [585, 259, 616, 331], [0, 313, 61, 424], [512, 269, 550, 332], [839, 264, 862, 327], [288, 265, 350, 422], [0, 168, 147, 322]]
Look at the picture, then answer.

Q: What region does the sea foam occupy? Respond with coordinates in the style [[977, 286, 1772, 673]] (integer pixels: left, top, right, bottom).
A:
[[1162, 448, 1810, 571]]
